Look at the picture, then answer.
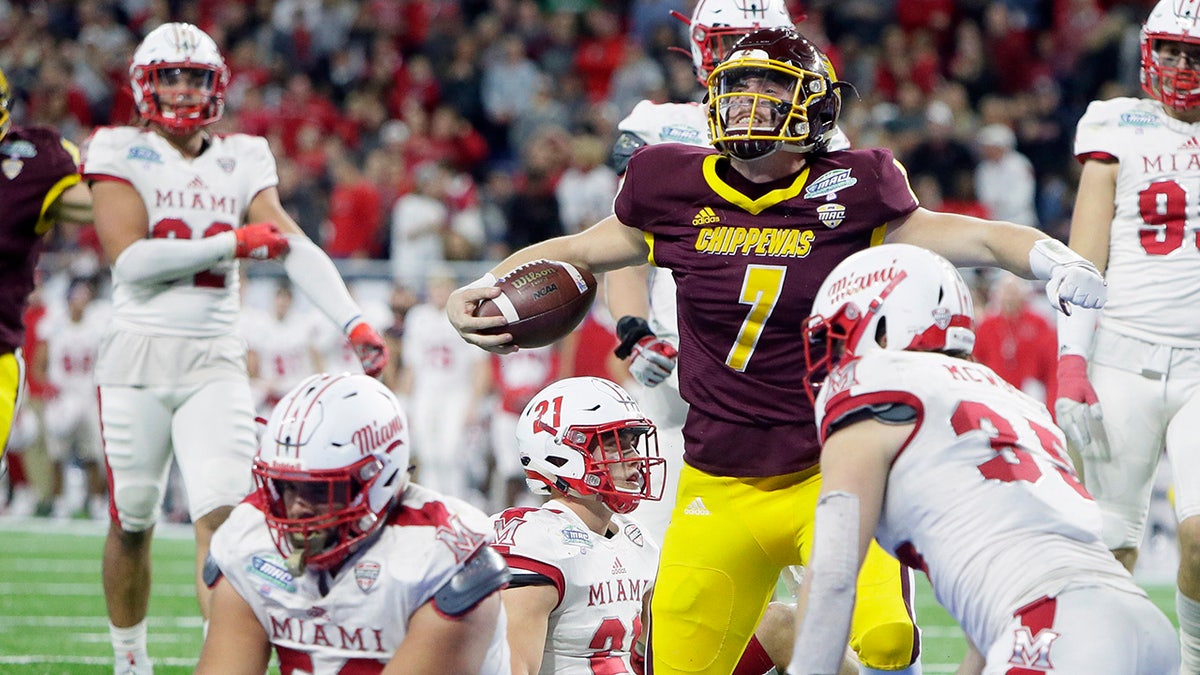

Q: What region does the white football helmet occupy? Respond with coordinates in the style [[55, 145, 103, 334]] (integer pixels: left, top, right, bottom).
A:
[[1141, 0, 1200, 109], [802, 244, 975, 402], [516, 377, 665, 514], [676, 0, 794, 84], [130, 22, 229, 133], [253, 373, 411, 574]]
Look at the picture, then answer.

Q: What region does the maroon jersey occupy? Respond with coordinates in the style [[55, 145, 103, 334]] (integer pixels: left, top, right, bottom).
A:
[[0, 126, 80, 353], [615, 143, 918, 476]]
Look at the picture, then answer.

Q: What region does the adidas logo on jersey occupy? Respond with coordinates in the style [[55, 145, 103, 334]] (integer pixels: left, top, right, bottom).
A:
[[1181, 136, 1200, 150], [187, 175, 208, 190], [692, 207, 720, 226], [612, 557, 627, 575], [683, 497, 710, 516]]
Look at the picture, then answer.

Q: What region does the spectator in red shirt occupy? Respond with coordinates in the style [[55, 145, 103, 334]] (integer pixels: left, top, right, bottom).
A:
[[324, 154, 384, 259], [573, 8, 628, 103], [973, 272, 1059, 407]]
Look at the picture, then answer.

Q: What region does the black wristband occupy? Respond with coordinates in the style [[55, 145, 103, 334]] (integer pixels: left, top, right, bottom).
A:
[[614, 315, 655, 359]]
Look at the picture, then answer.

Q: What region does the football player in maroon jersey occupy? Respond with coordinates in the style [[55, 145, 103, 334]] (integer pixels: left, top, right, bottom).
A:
[[449, 27, 1105, 675], [0, 64, 91, 469]]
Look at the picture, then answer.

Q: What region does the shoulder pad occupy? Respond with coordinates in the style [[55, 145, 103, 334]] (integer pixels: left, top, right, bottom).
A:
[[202, 553, 223, 588], [609, 132, 648, 175], [433, 545, 511, 617]]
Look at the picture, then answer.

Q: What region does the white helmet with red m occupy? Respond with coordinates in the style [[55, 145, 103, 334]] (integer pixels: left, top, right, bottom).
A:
[[253, 373, 410, 574], [516, 377, 665, 514], [1141, 0, 1200, 109], [678, 0, 795, 84], [802, 244, 975, 403], [130, 22, 229, 133]]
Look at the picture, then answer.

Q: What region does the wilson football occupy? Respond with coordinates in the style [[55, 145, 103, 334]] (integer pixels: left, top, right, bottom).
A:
[[473, 259, 597, 348]]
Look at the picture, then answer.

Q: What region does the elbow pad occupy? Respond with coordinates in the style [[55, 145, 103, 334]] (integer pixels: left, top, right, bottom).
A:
[[432, 545, 511, 618]]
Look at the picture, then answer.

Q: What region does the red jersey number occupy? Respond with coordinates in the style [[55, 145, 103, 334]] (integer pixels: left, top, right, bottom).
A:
[[951, 400, 1089, 497], [1137, 180, 1199, 255]]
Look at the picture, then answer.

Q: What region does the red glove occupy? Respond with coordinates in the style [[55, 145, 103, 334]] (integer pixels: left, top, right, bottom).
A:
[[348, 321, 388, 378], [234, 222, 290, 260], [1054, 354, 1110, 460]]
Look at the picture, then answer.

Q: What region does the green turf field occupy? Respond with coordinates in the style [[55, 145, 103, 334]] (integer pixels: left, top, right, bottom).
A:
[[0, 517, 1181, 674]]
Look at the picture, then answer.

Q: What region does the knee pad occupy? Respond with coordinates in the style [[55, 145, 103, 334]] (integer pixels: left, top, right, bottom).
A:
[[113, 484, 162, 532], [651, 565, 739, 673], [853, 619, 919, 670]]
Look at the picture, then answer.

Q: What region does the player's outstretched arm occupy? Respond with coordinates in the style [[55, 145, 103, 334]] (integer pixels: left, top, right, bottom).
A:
[[447, 215, 649, 352], [387, 591, 505, 674], [194, 578, 271, 675], [889, 208, 1105, 313]]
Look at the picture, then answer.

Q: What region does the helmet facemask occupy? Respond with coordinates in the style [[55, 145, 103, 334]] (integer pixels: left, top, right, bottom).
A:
[[1142, 38, 1200, 109], [134, 63, 225, 134], [254, 454, 389, 575], [564, 421, 665, 514]]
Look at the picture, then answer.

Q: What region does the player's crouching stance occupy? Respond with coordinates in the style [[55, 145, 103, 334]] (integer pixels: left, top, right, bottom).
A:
[[197, 373, 512, 675], [787, 245, 1178, 675], [492, 377, 664, 674]]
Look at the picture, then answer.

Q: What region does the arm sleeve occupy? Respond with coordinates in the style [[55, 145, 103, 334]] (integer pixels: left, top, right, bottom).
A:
[[112, 233, 236, 285], [281, 234, 363, 333], [1057, 305, 1099, 357], [788, 491, 861, 675]]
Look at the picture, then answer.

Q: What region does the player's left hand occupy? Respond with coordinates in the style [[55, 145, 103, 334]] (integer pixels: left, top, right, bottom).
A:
[[1046, 259, 1105, 314], [348, 321, 388, 378]]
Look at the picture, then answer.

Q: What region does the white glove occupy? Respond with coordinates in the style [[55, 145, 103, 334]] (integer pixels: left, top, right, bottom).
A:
[[1054, 354, 1111, 460], [629, 336, 678, 387], [1029, 239, 1106, 314], [1046, 261, 1106, 314]]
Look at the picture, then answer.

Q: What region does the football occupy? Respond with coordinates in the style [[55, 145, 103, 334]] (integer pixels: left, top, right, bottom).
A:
[[473, 259, 597, 348]]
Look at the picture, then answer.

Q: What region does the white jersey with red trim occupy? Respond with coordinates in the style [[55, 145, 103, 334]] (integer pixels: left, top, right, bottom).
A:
[[1074, 96, 1200, 346], [814, 349, 1142, 654], [209, 483, 510, 675], [491, 502, 658, 675], [81, 127, 277, 337]]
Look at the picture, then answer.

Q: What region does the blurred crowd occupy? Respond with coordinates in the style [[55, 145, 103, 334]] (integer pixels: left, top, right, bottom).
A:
[[0, 0, 1163, 516], [5, 0, 1157, 274]]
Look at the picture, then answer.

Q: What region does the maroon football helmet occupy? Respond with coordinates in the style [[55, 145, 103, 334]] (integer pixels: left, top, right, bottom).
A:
[[707, 27, 845, 159]]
